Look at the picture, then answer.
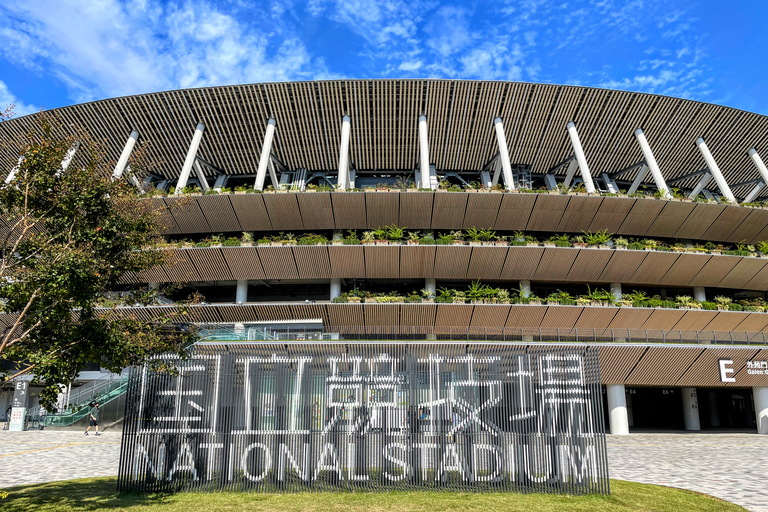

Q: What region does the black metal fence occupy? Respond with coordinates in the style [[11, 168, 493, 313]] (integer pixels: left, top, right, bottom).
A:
[[119, 342, 609, 495]]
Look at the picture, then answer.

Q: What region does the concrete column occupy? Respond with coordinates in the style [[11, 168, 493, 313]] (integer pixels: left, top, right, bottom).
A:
[[330, 278, 342, 300], [610, 283, 622, 302], [707, 391, 720, 428], [236, 280, 248, 304], [424, 278, 436, 296], [193, 161, 210, 191], [493, 118, 515, 191], [254, 119, 276, 191], [606, 384, 629, 435], [682, 387, 701, 431], [748, 148, 768, 185], [176, 123, 205, 194], [566, 121, 597, 194], [337, 115, 351, 190], [519, 280, 531, 298], [634, 128, 672, 199], [113, 130, 139, 179], [693, 287, 706, 302], [695, 138, 736, 203], [627, 164, 649, 195], [563, 158, 578, 188], [688, 171, 712, 200], [418, 115, 431, 190], [744, 183, 765, 203], [755, 386, 768, 435]]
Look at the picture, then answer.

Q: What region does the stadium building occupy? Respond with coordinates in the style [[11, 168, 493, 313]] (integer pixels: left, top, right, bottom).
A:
[[1, 79, 768, 436]]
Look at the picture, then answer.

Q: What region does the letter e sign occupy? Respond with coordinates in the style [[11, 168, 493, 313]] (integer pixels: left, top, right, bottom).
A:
[[718, 359, 735, 383]]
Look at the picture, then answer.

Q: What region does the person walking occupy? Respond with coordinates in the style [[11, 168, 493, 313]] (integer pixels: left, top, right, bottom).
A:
[[84, 403, 100, 436]]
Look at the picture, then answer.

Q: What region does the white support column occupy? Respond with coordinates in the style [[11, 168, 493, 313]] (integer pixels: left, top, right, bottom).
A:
[[610, 283, 622, 302], [236, 280, 248, 304], [748, 148, 768, 184], [519, 280, 531, 298], [566, 121, 597, 194], [744, 183, 765, 203], [418, 115, 431, 190], [627, 164, 649, 195], [606, 384, 629, 435], [213, 174, 228, 191], [113, 130, 139, 179], [254, 118, 276, 191], [603, 174, 619, 194], [55, 143, 79, 177], [176, 123, 205, 194], [754, 386, 768, 435], [491, 157, 502, 186], [682, 387, 701, 431], [693, 287, 706, 302], [337, 115, 351, 190], [563, 158, 578, 188], [425, 278, 436, 296], [696, 137, 736, 203], [688, 171, 712, 200], [268, 159, 279, 190], [193, 161, 209, 192], [4, 156, 24, 185], [493, 118, 515, 191], [330, 278, 342, 301], [633, 129, 671, 199]]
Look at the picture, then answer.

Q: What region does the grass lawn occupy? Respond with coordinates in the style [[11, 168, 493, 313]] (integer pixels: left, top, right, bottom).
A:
[[1, 477, 745, 512]]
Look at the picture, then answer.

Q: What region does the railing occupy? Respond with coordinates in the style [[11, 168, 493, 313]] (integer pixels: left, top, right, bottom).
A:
[[196, 325, 768, 346], [42, 375, 132, 427]]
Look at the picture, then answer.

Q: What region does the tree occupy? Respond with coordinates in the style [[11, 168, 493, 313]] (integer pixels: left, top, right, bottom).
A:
[[0, 111, 196, 411]]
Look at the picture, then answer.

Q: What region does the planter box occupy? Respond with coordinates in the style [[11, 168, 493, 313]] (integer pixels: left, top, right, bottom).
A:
[[241, 242, 254, 247], [270, 242, 282, 246], [543, 242, 556, 247], [374, 240, 389, 246], [348, 297, 362, 303], [331, 240, 344, 246], [494, 241, 508, 246], [469, 241, 481, 246], [452, 240, 465, 246], [422, 298, 434, 304], [234, 191, 247, 194], [615, 246, 627, 250], [407, 240, 419, 245], [526, 242, 539, 247], [365, 298, 376, 303], [573, 243, 588, 248]]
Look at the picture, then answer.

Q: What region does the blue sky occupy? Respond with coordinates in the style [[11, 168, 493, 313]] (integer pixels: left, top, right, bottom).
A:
[[0, 0, 766, 117]]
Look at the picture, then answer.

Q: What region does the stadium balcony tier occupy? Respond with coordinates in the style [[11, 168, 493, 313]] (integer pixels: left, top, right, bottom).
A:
[[3, 80, 768, 434]]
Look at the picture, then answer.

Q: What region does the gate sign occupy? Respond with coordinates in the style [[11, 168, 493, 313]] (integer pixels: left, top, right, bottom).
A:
[[118, 343, 609, 495]]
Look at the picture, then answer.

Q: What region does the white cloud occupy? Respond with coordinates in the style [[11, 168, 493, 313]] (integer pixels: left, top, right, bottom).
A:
[[0, 80, 39, 117], [398, 60, 423, 72], [0, 0, 332, 102]]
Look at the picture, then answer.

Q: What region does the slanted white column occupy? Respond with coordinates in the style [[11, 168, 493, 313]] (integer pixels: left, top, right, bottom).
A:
[[563, 158, 578, 188], [193, 161, 209, 192], [610, 283, 622, 302], [176, 123, 205, 194], [493, 117, 515, 191], [113, 130, 139, 179], [682, 387, 701, 431], [566, 121, 597, 194], [519, 280, 531, 298], [606, 384, 629, 435], [55, 143, 79, 177], [748, 148, 768, 184], [337, 115, 351, 190], [688, 171, 712, 200], [418, 115, 431, 190], [254, 118, 276, 191], [696, 138, 736, 203], [754, 386, 768, 435], [236, 280, 248, 304], [4, 156, 24, 185], [330, 278, 342, 301], [627, 164, 649, 195], [425, 278, 436, 296], [693, 287, 706, 302], [744, 183, 765, 203], [634, 129, 671, 199]]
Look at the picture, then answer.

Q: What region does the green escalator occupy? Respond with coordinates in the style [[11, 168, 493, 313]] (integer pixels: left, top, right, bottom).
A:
[[44, 375, 132, 427]]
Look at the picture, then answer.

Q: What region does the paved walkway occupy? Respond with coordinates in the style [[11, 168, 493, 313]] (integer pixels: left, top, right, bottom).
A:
[[607, 433, 768, 512], [0, 431, 766, 511]]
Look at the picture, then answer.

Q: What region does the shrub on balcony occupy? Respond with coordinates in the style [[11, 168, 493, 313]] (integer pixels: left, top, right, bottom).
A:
[[419, 236, 436, 245], [701, 301, 718, 310]]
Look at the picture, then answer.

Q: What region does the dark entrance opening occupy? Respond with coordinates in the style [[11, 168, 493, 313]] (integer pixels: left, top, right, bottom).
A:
[[625, 387, 685, 430], [697, 388, 756, 430]]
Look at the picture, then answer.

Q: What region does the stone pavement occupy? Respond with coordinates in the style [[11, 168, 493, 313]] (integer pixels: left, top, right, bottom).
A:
[[0, 430, 766, 511], [607, 433, 768, 512]]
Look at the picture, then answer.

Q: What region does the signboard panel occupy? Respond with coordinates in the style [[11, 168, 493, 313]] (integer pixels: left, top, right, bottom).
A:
[[118, 343, 609, 494]]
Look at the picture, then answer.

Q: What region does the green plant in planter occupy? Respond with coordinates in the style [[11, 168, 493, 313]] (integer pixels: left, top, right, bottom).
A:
[[626, 290, 649, 306], [407, 231, 421, 243], [419, 236, 436, 245], [298, 233, 328, 245], [614, 237, 629, 249], [168, 186, 176, 195], [361, 231, 376, 243], [450, 230, 464, 241], [466, 280, 488, 303], [626, 239, 645, 250], [704, 241, 716, 251], [497, 289, 510, 303], [757, 240, 768, 254], [643, 238, 659, 249], [222, 237, 241, 247], [332, 295, 349, 303], [465, 227, 482, 243], [373, 227, 388, 240], [701, 301, 718, 310], [453, 290, 466, 303], [195, 240, 210, 248], [421, 288, 436, 300], [548, 233, 571, 247], [242, 231, 254, 243], [675, 295, 695, 308], [571, 182, 586, 193], [204, 188, 218, 195], [219, 187, 232, 194], [714, 296, 732, 306], [317, 184, 334, 192], [209, 234, 223, 245], [435, 233, 453, 245], [582, 229, 612, 245], [436, 287, 454, 303], [234, 185, 248, 192], [182, 185, 200, 194], [479, 228, 497, 241], [306, 183, 318, 191]]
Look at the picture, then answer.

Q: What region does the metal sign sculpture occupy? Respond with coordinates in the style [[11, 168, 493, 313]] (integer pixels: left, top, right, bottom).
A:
[[118, 343, 609, 494]]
